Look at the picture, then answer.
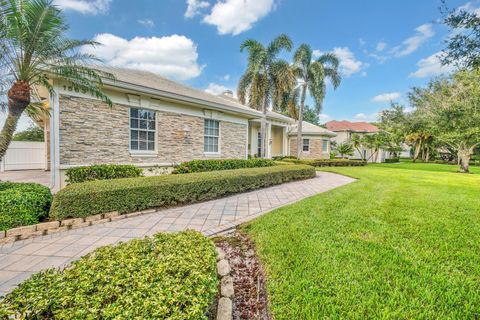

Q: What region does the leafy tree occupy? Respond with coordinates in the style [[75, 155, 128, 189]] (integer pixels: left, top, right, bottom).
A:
[[335, 142, 354, 159], [441, 0, 480, 69], [13, 125, 44, 141], [412, 70, 480, 173], [282, 104, 320, 125], [0, 0, 113, 159], [238, 35, 295, 158], [291, 44, 341, 158]]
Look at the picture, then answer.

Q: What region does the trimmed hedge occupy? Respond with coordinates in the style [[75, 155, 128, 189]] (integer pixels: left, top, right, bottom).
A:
[[173, 158, 276, 174], [282, 158, 367, 167], [0, 230, 218, 319], [51, 165, 315, 220], [385, 158, 400, 163], [0, 182, 52, 231], [65, 164, 143, 184]]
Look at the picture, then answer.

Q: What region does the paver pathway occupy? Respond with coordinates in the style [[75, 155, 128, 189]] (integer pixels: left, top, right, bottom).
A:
[[0, 172, 355, 295]]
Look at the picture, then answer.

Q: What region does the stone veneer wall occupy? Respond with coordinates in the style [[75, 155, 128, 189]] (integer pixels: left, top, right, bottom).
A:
[[58, 95, 247, 167], [289, 136, 329, 159]]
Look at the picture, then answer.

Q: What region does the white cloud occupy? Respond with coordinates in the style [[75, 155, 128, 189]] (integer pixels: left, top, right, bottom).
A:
[[185, 0, 210, 18], [390, 23, 435, 57], [358, 38, 366, 46], [312, 49, 321, 58], [203, 0, 275, 35], [138, 19, 155, 28], [83, 33, 204, 80], [205, 83, 235, 96], [371, 92, 401, 103], [332, 47, 367, 77], [409, 51, 455, 78], [354, 112, 379, 122], [223, 74, 230, 81], [457, 2, 480, 16], [318, 113, 331, 121], [53, 0, 111, 15], [376, 41, 387, 52]]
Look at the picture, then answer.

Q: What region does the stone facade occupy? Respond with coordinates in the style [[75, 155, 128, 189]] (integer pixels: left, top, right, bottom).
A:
[[58, 95, 247, 167], [289, 136, 329, 159]]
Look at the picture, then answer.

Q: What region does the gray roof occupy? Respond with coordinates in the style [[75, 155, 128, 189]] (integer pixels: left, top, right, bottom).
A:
[[94, 66, 264, 118], [288, 121, 336, 137]]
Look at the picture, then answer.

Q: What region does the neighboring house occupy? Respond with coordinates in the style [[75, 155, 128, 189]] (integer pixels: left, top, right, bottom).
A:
[[287, 121, 335, 159], [325, 120, 388, 163], [33, 66, 334, 190]]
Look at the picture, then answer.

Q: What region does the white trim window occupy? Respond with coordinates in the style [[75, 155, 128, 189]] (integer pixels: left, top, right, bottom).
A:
[[322, 139, 329, 153], [204, 119, 219, 153], [130, 108, 156, 152], [303, 138, 310, 152]]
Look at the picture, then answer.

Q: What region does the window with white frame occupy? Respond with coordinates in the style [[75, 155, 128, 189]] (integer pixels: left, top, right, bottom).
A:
[[303, 139, 310, 152], [130, 108, 156, 152], [204, 119, 219, 153], [322, 139, 329, 152]]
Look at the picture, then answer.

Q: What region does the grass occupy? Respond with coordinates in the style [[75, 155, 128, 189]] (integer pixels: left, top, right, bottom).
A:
[[243, 162, 480, 319], [373, 159, 480, 174]]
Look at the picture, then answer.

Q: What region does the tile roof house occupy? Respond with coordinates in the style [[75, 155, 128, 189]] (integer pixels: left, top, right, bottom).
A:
[[324, 120, 389, 163], [34, 66, 335, 190]]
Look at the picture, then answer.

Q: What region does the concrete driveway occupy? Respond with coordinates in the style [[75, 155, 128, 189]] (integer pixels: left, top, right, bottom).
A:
[[0, 170, 50, 187]]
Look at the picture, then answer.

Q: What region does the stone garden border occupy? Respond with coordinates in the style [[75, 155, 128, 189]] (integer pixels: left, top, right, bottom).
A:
[[216, 246, 234, 320]]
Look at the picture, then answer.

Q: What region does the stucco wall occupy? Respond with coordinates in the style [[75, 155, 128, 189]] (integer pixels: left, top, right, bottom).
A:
[[289, 136, 330, 159], [271, 126, 283, 156], [58, 95, 247, 167]]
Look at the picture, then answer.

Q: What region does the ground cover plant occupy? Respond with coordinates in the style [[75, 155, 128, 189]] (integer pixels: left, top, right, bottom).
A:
[[0, 231, 218, 319], [0, 182, 52, 231], [244, 162, 480, 319], [51, 164, 315, 219]]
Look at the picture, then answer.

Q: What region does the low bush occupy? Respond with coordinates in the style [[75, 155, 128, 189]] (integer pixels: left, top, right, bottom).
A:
[[385, 158, 400, 163], [271, 156, 297, 161], [65, 164, 143, 184], [173, 158, 276, 174], [0, 230, 218, 319], [0, 182, 52, 231], [51, 165, 315, 220], [282, 158, 367, 167]]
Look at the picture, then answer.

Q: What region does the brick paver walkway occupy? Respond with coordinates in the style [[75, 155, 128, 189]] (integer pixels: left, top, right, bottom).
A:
[[0, 172, 354, 295]]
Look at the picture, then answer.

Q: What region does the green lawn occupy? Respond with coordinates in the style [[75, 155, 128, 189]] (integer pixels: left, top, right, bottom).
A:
[[243, 162, 480, 319]]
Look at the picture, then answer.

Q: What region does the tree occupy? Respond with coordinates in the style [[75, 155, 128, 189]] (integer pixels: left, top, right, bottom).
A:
[[441, 0, 480, 69], [13, 125, 44, 141], [350, 133, 365, 160], [0, 0, 113, 159], [335, 142, 354, 159], [282, 104, 320, 125], [238, 35, 295, 158], [363, 132, 388, 163], [411, 70, 480, 173], [291, 44, 341, 159]]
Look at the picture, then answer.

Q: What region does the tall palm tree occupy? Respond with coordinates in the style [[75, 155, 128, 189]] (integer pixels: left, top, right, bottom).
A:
[[0, 0, 113, 159], [350, 133, 365, 160], [291, 44, 341, 158], [237, 35, 295, 158]]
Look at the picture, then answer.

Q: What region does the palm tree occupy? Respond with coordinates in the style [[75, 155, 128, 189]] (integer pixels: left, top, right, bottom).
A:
[[335, 142, 354, 159], [237, 35, 295, 158], [291, 44, 341, 158], [350, 133, 365, 160], [0, 0, 113, 159]]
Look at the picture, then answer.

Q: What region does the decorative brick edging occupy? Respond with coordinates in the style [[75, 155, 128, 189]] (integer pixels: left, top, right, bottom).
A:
[[216, 247, 234, 320], [0, 209, 157, 245]]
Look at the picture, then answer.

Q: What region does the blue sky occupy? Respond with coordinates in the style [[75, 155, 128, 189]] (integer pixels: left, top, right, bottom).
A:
[[6, 0, 472, 130]]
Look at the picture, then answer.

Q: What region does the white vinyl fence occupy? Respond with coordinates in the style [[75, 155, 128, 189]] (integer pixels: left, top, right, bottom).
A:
[[0, 141, 46, 171]]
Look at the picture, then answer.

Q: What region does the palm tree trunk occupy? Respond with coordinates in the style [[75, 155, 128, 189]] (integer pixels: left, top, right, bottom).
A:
[[296, 84, 307, 159], [0, 81, 31, 159], [413, 142, 421, 163]]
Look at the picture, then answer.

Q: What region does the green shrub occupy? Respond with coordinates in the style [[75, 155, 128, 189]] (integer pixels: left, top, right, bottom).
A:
[[65, 164, 143, 184], [0, 230, 218, 319], [173, 158, 276, 174], [282, 158, 367, 167], [385, 158, 400, 163], [0, 182, 52, 231], [51, 165, 315, 220], [271, 156, 297, 161]]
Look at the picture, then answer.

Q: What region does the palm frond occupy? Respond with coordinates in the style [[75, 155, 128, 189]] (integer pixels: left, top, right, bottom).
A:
[[266, 34, 293, 58]]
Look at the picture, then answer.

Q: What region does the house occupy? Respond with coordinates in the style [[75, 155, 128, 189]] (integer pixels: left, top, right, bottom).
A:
[[325, 120, 388, 162], [287, 121, 335, 159], [33, 66, 335, 190]]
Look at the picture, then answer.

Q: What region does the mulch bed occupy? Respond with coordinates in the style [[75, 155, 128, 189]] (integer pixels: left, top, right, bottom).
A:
[[214, 231, 272, 320]]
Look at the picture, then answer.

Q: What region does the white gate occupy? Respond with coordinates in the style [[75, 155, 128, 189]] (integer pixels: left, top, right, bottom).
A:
[[0, 141, 46, 171]]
